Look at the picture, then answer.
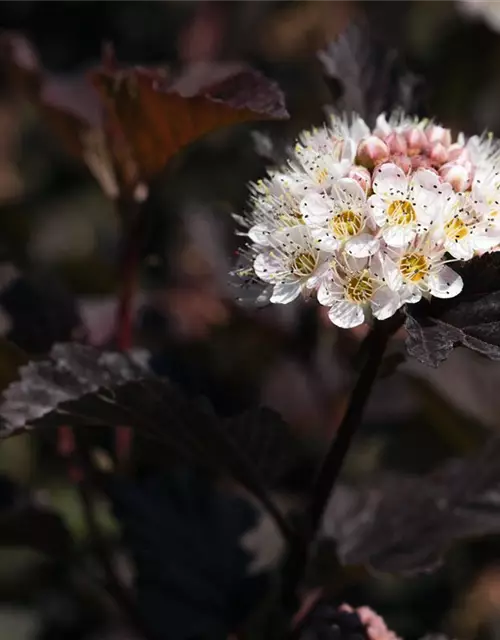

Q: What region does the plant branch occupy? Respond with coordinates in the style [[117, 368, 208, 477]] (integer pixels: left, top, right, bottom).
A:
[[282, 317, 402, 615], [308, 320, 393, 537]]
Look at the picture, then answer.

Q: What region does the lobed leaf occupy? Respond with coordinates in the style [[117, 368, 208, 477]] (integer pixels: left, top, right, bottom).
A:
[[91, 66, 288, 182], [0, 343, 302, 492], [322, 435, 500, 574], [405, 253, 500, 367]]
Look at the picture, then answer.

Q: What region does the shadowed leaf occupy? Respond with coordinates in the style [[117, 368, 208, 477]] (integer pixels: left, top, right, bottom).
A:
[[105, 470, 271, 640], [318, 21, 426, 125], [406, 253, 500, 367], [322, 436, 500, 575], [91, 66, 288, 182], [0, 344, 302, 496]]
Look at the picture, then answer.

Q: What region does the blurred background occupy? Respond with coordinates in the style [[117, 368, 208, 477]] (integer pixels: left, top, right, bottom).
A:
[[1, 1, 500, 639]]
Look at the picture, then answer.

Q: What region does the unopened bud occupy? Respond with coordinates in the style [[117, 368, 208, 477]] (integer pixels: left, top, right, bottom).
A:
[[404, 127, 428, 154], [356, 136, 390, 169], [426, 124, 452, 148], [448, 144, 470, 165], [348, 165, 371, 192], [429, 142, 448, 166], [391, 154, 412, 174], [440, 162, 472, 191], [411, 155, 434, 171], [385, 133, 407, 155]]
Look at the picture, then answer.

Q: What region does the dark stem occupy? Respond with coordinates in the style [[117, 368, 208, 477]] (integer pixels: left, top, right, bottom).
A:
[[308, 321, 391, 536], [282, 317, 402, 616], [114, 199, 144, 461]]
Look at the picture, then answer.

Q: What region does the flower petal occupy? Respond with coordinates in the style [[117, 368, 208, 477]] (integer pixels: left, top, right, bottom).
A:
[[317, 278, 343, 306], [400, 283, 422, 304], [248, 224, 272, 246], [428, 265, 463, 299], [381, 256, 403, 291], [382, 224, 416, 248], [310, 227, 340, 252], [254, 252, 283, 282], [300, 192, 331, 223], [368, 194, 388, 227], [328, 300, 365, 328], [270, 282, 301, 304], [371, 287, 401, 320], [445, 235, 475, 260], [332, 177, 366, 203], [345, 233, 380, 257], [372, 163, 408, 199]]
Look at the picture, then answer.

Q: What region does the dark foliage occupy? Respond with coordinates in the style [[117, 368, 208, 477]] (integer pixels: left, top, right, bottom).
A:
[[406, 253, 500, 366], [104, 470, 268, 640], [322, 436, 500, 574], [319, 21, 427, 126], [0, 344, 304, 521]]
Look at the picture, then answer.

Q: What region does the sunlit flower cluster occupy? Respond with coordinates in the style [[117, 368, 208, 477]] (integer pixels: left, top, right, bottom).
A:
[[237, 112, 500, 328]]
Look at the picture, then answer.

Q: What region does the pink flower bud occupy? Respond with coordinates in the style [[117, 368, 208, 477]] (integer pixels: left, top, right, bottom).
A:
[[348, 165, 371, 192], [390, 154, 412, 174], [356, 136, 390, 169], [448, 143, 470, 165], [404, 127, 428, 154], [426, 124, 452, 147], [429, 142, 448, 166], [411, 155, 434, 171], [385, 132, 407, 155], [440, 162, 472, 191]]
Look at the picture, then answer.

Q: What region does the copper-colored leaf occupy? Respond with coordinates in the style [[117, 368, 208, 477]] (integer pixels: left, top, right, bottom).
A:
[[91, 66, 288, 181]]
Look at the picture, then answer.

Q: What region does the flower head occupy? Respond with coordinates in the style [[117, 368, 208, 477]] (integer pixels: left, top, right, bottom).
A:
[[253, 225, 327, 304], [236, 111, 500, 329], [317, 255, 401, 328], [301, 178, 379, 257]]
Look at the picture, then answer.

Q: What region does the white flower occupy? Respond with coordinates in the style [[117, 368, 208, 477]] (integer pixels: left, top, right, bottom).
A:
[[374, 239, 463, 305], [253, 225, 328, 303], [246, 174, 304, 246], [431, 192, 500, 259], [368, 163, 445, 248], [317, 256, 402, 328], [281, 116, 370, 196], [300, 178, 379, 257]]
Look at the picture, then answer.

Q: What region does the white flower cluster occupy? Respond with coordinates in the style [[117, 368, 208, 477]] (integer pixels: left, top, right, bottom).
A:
[[239, 113, 500, 328]]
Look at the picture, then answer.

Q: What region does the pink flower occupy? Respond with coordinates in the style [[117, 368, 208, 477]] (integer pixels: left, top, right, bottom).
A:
[[429, 142, 449, 165], [440, 162, 473, 191], [426, 124, 452, 147], [356, 136, 390, 169], [340, 605, 402, 640], [348, 165, 372, 192], [404, 127, 428, 155], [385, 132, 407, 155]]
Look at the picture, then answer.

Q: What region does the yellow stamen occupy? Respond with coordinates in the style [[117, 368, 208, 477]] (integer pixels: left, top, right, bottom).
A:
[[345, 271, 374, 303], [291, 252, 317, 276], [387, 200, 416, 225], [330, 210, 362, 238], [399, 252, 429, 282], [444, 218, 468, 242]]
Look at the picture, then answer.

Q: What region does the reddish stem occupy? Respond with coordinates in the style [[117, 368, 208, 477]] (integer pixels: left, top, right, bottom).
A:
[[114, 203, 143, 461]]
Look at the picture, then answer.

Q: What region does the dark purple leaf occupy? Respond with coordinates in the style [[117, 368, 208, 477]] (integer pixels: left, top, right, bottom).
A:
[[318, 21, 426, 125], [405, 253, 500, 367], [0, 344, 302, 492], [322, 436, 500, 575]]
